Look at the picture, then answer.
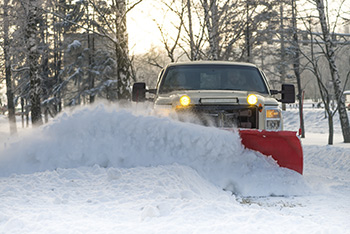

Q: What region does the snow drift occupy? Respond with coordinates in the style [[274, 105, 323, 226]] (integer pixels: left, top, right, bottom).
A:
[[0, 103, 309, 196]]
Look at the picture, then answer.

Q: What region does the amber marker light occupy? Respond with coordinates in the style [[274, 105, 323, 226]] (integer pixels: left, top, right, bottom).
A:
[[266, 109, 281, 118], [247, 94, 258, 105], [179, 95, 191, 107]]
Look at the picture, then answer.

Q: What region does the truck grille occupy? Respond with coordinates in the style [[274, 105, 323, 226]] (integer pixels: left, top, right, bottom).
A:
[[176, 105, 258, 128]]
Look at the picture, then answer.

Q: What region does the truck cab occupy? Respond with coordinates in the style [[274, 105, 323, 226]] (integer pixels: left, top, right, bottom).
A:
[[132, 61, 295, 131]]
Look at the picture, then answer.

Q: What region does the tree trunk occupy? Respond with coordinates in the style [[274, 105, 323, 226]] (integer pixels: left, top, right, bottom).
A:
[[203, 0, 219, 60], [27, 0, 43, 126], [292, 0, 305, 138], [3, 0, 17, 134], [316, 0, 350, 142], [245, 1, 251, 62], [87, 2, 95, 103], [114, 0, 131, 100], [21, 98, 25, 128], [54, 0, 63, 113], [327, 110, 334, 145], [187, 0, 195, 61]]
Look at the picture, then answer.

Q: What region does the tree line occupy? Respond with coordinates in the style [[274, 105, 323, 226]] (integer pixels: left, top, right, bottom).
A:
[[1, 0, 350, 144], [0, 0, 135, 134]]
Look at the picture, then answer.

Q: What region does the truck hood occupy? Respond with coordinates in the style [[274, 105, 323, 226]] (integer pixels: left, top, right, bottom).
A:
[[155, 90, 279, 107]]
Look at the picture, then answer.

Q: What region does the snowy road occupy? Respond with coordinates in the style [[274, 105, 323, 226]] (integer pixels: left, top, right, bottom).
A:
[[0, 104, 350, 233]]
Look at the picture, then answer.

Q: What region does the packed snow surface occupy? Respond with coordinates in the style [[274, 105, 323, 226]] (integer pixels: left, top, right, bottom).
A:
[[0, 103, 350, 233]]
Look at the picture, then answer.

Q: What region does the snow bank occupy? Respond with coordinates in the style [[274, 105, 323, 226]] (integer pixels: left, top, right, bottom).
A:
[[283, 108, 342, 134], [0, 164, 241, 234], [0, 103, 309, 196]]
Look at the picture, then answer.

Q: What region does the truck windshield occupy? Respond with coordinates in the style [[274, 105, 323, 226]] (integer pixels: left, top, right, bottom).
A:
[[159, 65, 269, 94]]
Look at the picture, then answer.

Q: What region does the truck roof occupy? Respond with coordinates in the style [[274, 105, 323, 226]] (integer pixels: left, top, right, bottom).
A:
[[166, 61, 258, 68]]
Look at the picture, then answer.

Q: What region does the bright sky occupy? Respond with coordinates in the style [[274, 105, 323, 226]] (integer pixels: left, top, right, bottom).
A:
[[126, 0, 186, 55], [127, 0, 163, 55]]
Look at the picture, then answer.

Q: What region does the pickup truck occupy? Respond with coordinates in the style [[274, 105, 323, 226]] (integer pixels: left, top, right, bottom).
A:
[[132, 61, 303, 174], [132, 61, 295, 131]]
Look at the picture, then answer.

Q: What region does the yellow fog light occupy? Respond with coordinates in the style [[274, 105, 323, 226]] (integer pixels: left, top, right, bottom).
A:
[[247, 94, 258, 105], [266, 109, 281, 118], [179, 95, 191, 107]]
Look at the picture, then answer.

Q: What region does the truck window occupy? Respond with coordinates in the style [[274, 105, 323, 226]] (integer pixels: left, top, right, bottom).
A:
[[159, 65, 268, 94]]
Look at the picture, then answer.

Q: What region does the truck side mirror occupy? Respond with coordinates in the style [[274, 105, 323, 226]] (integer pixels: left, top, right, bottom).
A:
[[281, 84, 295, 103], [132, 82, 146, 102]]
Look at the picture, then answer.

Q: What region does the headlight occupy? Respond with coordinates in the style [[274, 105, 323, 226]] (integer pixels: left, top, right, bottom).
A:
[[265, 108, 282, 130], [179, 95, 191, 107], [247, 94, 258, 105]]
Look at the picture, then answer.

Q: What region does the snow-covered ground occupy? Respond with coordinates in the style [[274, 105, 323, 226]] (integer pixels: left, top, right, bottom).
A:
[[0, 102, 349, 234]]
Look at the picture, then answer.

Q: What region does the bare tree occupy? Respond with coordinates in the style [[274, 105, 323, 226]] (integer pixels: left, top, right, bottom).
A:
[[314, 0, 350, 143], [291, 0, 305, 138], [186, 0, 196, 60], [132, 45, 167, 86], [2, 0, 17, 134], [202, 0, 220, 60], [150, 0, 189, 62], [298, 0, 350, 144], [301, 27, 335, 144]]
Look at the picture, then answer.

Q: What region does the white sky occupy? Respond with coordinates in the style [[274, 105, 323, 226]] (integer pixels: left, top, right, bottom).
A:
[[126, 0, 186, 55], [127, 0, 164, 54]]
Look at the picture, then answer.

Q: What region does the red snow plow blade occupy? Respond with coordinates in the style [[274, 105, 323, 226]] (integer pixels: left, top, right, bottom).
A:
[[238, 129, 303, 174]]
